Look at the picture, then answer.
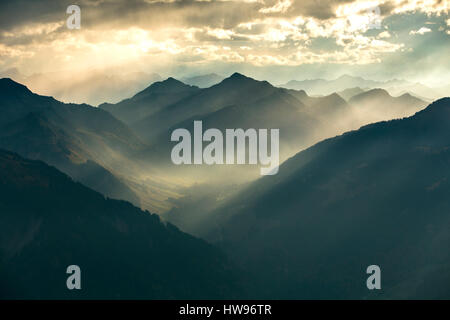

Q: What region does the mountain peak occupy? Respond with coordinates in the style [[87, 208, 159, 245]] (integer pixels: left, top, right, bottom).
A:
[[216, 73, 273, 92], [159, 77, 185, 86], [365, 88, 390, 94], [229, 72, 251, 80], [136, 77, 195, 96], [0, 78, 31, 94], [165, 76, 179, 82], [350, 88, 391, 102], [328, 92, 347, 104], [219, 72, 264, 86]]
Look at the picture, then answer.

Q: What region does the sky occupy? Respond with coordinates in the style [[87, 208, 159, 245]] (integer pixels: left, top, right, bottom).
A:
[[0, 0, 449, 86]]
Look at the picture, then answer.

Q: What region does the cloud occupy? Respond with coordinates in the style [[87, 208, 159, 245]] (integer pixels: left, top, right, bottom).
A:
[[259, 0, 292, 14], [388, 0, 449, 15], [0, 0, 448, 84], [409, 26, 432, 35], [378, 30, 391, 38]]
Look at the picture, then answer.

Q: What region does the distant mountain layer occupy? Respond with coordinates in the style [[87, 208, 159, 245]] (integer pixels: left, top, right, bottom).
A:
[[281, 74, 445, 100], [182, 73, 225, 88], [282, 75, 396, 95], [206, 98, 450, 299], [348, 88, 426, 122], [0, 150, 243, 299]]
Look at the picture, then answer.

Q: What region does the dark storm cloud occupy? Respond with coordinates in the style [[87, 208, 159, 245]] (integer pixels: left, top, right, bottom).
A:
[[0, 0, 70, 30], [0, 0, 261, 31], [284, 0, 355, 19], [0, 0, 363, 33]]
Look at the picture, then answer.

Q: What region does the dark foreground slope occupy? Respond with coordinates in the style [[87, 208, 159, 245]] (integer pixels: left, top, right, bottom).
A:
[[209, 98, 450, 299], [0, 150, 243, 299]]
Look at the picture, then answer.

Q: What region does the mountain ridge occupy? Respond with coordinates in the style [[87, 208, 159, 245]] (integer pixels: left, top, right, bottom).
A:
[[0, 78, 145, 205], [197, 97, 450, 299], [99, 77, 200, 125]]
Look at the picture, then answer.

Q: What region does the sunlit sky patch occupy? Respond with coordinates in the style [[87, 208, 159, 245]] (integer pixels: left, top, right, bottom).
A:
[[0, 0, 448, 85]]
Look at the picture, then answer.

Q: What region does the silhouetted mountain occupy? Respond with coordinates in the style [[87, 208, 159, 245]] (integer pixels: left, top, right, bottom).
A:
[[280, 74, 439, 99], [205, 98, 450, 299], [0, 75, 431, 219], [281, 88, 349, 115], [282, 75, 383, 95], [99, 77, 200, 125], [138, 76, 357, 178], [132, 73, 279, 142], [386, 82, 442, 101], [142, 88, 321, 179], [157, 88, 358, 231], [279, 89, 358, 138], [305, 92, 349, 115], [349, 88, 426, 121], [0, 78, 143, 151], [349, 88, 391, 101], [0, 78, 56, 127], [182, 73, 225, 88], [0, 150, 243, 299], [337, 87, 366, 101], [140, 74, 424, 194], [0, 78, 144, 205]]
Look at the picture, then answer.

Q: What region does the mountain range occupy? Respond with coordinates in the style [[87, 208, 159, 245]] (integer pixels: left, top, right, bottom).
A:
[[0, 75, 430, 212], [99, 77, 200, 126], [0, 78, 144, 206], [0, 73, 448, 299], [281, 74, 448, 101], [202, 97, 450, 299]]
